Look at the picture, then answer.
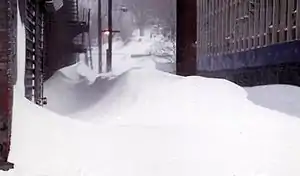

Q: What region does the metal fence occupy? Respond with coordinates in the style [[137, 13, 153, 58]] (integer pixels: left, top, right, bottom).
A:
[[197, 0, 300, 57]]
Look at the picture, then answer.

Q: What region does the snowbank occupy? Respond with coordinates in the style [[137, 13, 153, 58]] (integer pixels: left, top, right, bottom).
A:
[[7, 10, 300, 176], [246, 84, 300, 118], [8, 68, 300, 176]]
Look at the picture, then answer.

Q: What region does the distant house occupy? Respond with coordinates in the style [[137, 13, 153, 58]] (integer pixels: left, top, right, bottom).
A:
[[197, 0, 300, 86]]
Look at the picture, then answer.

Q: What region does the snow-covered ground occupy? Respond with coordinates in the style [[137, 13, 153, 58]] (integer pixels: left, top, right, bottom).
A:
[[245, 85, 300, 118], [3, 7, 300, 176]]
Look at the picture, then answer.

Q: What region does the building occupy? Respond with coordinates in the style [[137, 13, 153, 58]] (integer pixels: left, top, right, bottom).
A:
[[0, 0, 91, 169], [19, 0, 63, 104], [0, 0, 17, 170], [197, 0, 300, 86], [19, 0, 91, 104]]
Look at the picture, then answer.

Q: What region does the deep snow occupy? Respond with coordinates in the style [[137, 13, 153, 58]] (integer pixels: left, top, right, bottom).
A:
[[8, 67, 300, 176], [3, 5, 300, 176], [245, 85, 300, 118]]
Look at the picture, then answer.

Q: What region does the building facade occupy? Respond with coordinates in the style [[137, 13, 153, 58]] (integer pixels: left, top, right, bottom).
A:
[[0, 0, 91, 169], [197, 0, 300, 86], [19, 0, 91, 104]]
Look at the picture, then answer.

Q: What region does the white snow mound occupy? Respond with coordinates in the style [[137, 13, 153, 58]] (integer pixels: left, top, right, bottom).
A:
[[34, 68, 300, 176]]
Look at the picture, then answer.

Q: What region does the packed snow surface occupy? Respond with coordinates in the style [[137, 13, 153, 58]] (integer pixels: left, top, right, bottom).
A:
[[245, 84, 300, 118], [7, 68, 300, 176], [5, 8, 300, 176]]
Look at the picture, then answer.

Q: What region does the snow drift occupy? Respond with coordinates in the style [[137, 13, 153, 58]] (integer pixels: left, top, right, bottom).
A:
[[7, 67, 300, 176], [5, 7, 300, 176], [246, 84, 300, 118]]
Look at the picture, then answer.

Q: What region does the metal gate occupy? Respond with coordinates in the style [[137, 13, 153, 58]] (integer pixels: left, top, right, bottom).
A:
[[25, 0, 46, 105]]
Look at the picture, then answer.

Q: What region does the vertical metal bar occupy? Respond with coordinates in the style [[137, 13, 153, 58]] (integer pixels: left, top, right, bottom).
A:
[[98, 0, 102, 73], [199, 0, 202, 56], [242, 1, 249, 51], [272, 0, 279, 43], [260, 0, 266, 47], [206, 0, 208, 55], [201, 0, 204, 56], [211, 0, 213, 55], [227, 0, 231, 53], [196, 0, 200, 60], [107, 0, 112, 72], [238, 0, 242, 51], [236, 0, 241, 51], [265, 0, 271, 45], [209, 0, 211, 55], [279, 0, 287, 42], [214, 0, 217, 55], [253, 0, 259, 48], [237, 0, 241, 51], [232, 0, 236, 52], [232, 0, 235, 52], [270, 0, 274, 44], [296, 0, 300, 38], [200, 0, 204, 56], [230, 0, 233, 52], [240, 0, 243, 50], [87, 9, 93, 70], [215, 0, 219, 55], [220, 0, 223, 54], [243, 0, 247, 50], [248, 1, 253, 49], [287, 0, 293, 41], [213, 0, 216, 55], [220, 0, 224, 54], [203, 0, 207, 56], [226, 0, 229, 53], [225, 0, 228, 54], [218, 0, 221, 55]]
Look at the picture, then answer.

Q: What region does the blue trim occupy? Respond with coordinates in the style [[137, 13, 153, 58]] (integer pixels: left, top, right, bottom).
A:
[[197, 40, 300, 71]]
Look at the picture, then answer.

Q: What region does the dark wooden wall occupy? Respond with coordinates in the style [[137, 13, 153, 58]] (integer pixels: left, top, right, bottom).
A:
[[44, 0, 77, 80], [176, 0, 197, 76]]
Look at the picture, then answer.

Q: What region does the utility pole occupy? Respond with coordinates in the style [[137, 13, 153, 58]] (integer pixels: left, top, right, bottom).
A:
[[107, 0, 113, 72], [98, 0, 102, 73]]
